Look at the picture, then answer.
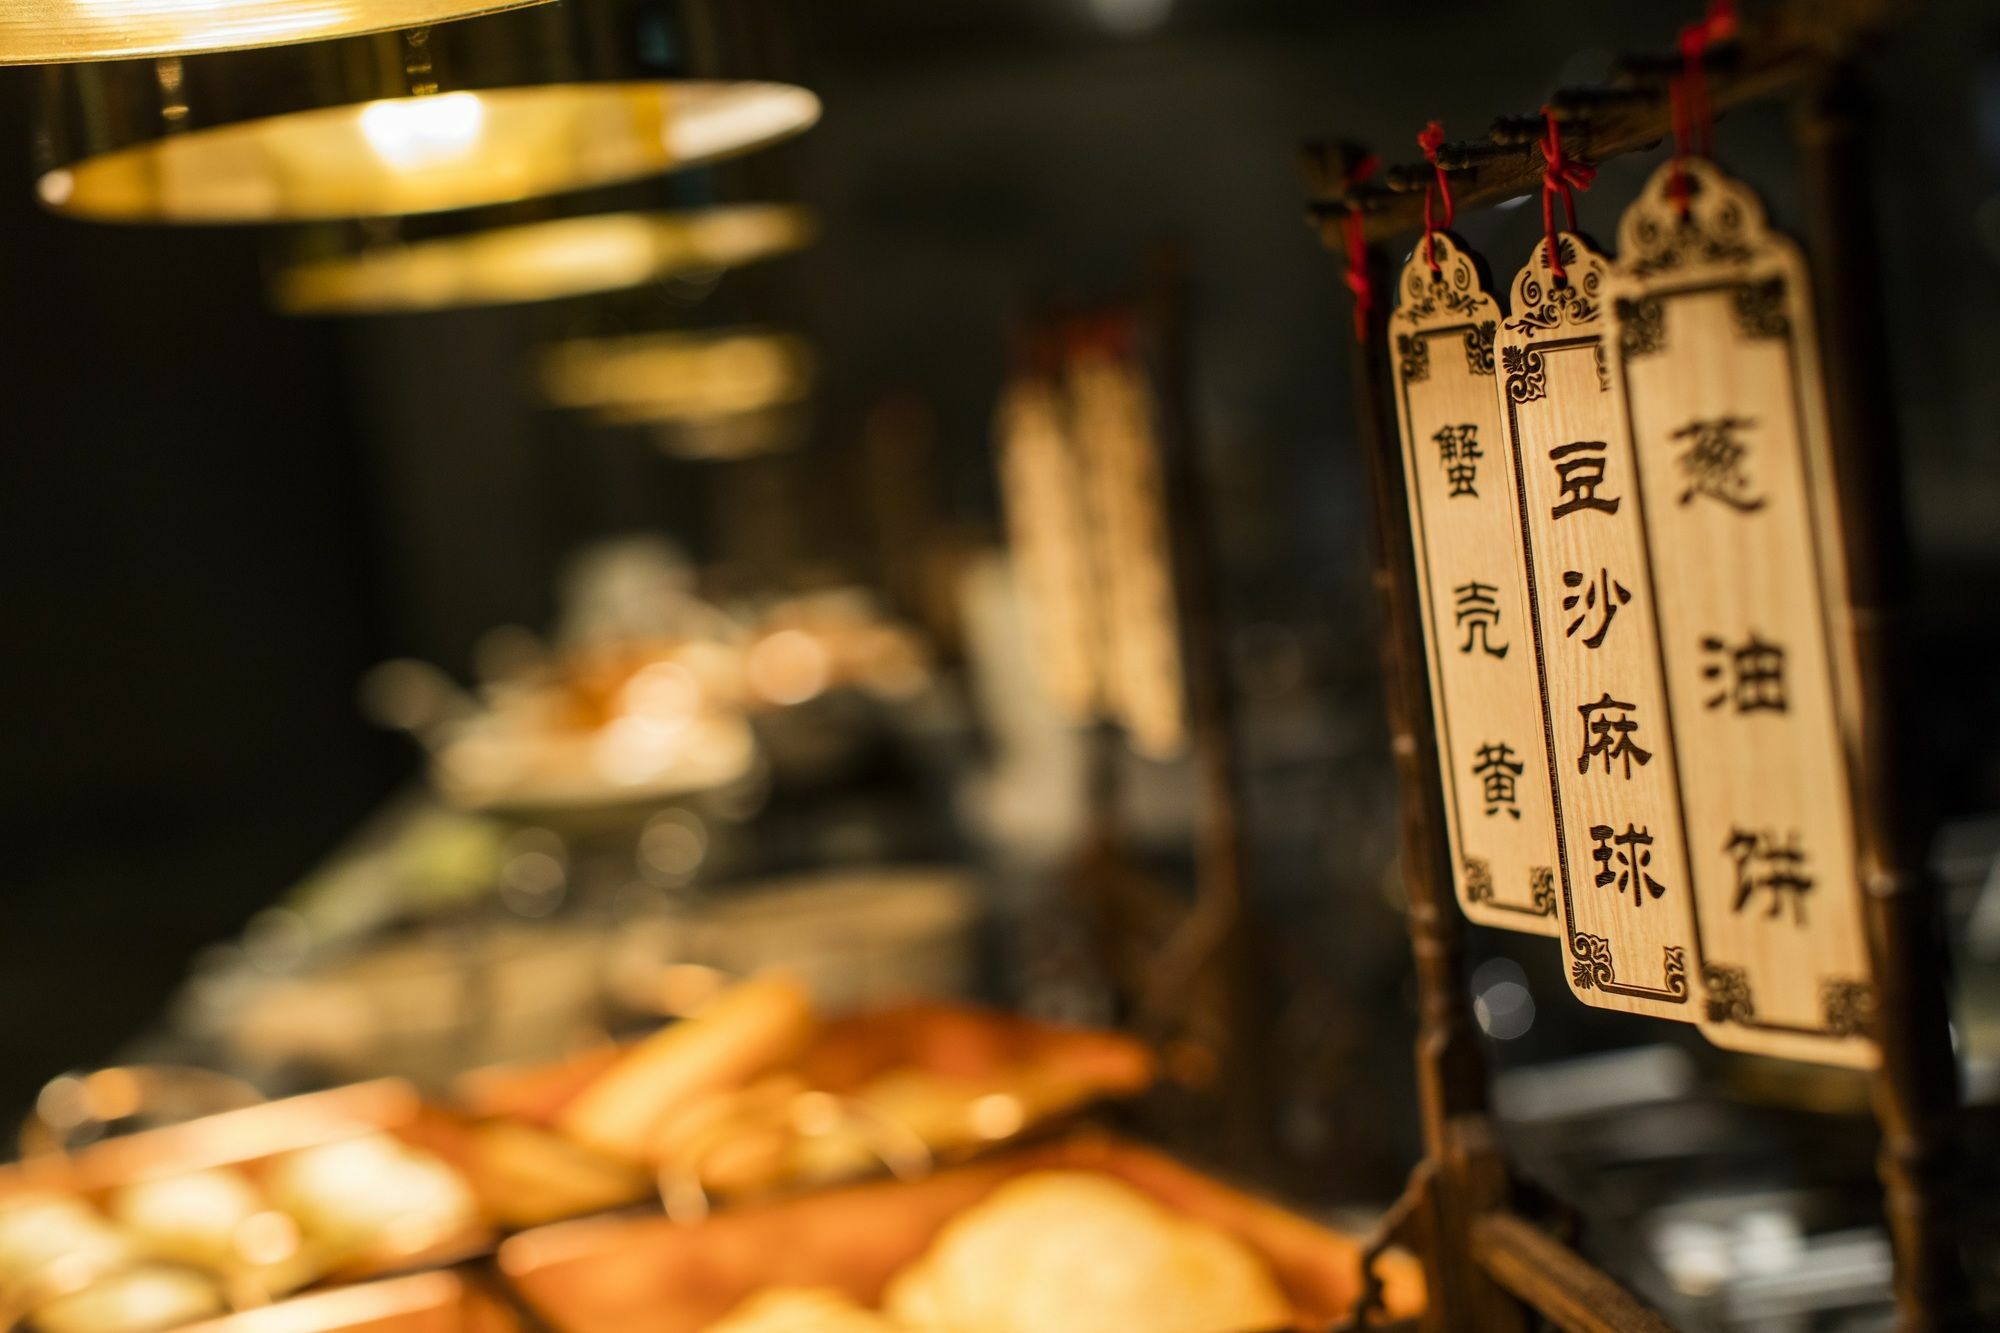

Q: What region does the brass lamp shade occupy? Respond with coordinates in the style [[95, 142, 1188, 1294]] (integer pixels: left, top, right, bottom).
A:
[[541, 329, 813, 425], [36, 0, 818, 224], [273, 202, 813, 315], [0, 0, 551, 65]]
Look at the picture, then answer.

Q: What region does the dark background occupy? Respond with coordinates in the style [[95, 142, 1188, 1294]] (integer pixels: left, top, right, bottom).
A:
[[1, 0, 1998, 1147]]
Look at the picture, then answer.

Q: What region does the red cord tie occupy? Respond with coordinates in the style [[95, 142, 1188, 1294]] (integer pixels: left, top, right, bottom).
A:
[[1538, 111, 1595, 285], [1341, 153, 1380, 342], [1417, 121, 1453, 274], [1669, 0, 1739, 216]]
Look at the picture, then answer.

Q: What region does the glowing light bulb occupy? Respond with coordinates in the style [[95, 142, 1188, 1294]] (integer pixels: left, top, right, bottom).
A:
[[359, 93, 486, 169]]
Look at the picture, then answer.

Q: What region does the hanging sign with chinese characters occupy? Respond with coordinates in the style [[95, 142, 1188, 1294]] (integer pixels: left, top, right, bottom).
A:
[[996, 376, 1103, 724], [1071, 339, 1189, 761], [1607, 159, 1876, 1067], [1388, 234, 1563, 936], [1494, 233, 1702, 1018]]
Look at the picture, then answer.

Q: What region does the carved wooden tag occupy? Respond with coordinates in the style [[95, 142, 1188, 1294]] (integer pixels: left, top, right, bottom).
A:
[[997, 377, 1103, 724], [1607, 159, 1876, 1066], [1389, 234, 1563, 936], [1495, 233, 1701, 1015]]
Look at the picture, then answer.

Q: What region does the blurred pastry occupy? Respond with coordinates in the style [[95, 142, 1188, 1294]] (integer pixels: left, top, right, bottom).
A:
[[265, 1134, 476, 1259], [705, 1287, 901, 1333], [794, 1002, 1154, 1156], [463, 1121, 651, 1229], [648, 1072, 808, 1200], [557, 974, 815, 1162], [30, 1265, 222, 1333], [662, 1001, 1152, 1192], [108, 1169, 260, 1268], [455, 1044, 624, 1125], [884, 1171, 1289, 1333], [0, 1194, 136, 1309], [107, 1168, 319, 1297], [845, 1064, 1102, 1157]]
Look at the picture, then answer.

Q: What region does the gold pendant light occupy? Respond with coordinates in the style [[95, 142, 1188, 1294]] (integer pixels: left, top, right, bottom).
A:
[[0, 0, 552, 65], [541, 328, 813, 426], [36, 0, 818, 224], [539, 326, 813, 458], [273, 202, 813, 315]]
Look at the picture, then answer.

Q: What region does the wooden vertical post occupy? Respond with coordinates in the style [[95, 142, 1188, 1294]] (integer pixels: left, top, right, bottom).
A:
[[1795, 64, 1976, 1331], [1336, 210, 1524, 1333]]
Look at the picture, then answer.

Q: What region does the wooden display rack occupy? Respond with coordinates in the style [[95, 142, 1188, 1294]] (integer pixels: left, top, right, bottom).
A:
[[1000, 287, 1279, 1174], [1304, 3, 1976, 1329]]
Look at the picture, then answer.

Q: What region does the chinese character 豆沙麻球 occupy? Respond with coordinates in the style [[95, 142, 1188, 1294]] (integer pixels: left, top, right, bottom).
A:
[[1577, 692, 1652, 778], [1562, 568, 1631, 650], [1549, 440, 1621, 520], [1590, 823, 1666, 905]]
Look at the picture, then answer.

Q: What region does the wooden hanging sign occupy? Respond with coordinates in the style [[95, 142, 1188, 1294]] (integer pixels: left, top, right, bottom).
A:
[[1606, 159, 1876, 1066], [1388, 234, 1563, 936], [997, 376, 1104, 724], [1072, 343, 1189, 760], [1494, 233, 1702, 1016]]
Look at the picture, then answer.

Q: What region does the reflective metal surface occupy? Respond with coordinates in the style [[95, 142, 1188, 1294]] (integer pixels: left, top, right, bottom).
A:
[[0, 0, 552, 65], [37, 0, 816, 223], [274, 203, 812, 314], [541, 329, 813, 424]]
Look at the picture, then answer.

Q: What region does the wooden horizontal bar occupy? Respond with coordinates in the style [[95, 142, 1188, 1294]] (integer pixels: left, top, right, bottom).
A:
[[1304, 0, 1896, 245], [1470, 1212, 1676, 1333]]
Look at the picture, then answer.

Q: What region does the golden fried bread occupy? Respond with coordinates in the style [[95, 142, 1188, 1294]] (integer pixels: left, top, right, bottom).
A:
[[264, 1134, 476, 1256], [32, 1266, 222, 1333], [557, 975, 816, 1163], [884, 1171, 1289, 1333]]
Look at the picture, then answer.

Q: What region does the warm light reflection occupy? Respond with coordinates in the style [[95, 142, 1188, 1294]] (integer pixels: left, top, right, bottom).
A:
[[41, 82, 821, 223], [358, 92, 486, 170], [664, 83, 822, 163], [594, 714, 687, 787], [541, 330, 813, 423], [37, 168, 73, 206], [75, 0, 337, 50], [82, 1068, 144, 1121], [274, 205, 813, 315], [745, 629, 832, 706], [640, 812, 709, 886], [654, 961, 725, 1016], [0, 0, 554, 64], [231, 1210, 301, 1267], [621, 660, 702, 721], [968, 1093, 1026, 1140]]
